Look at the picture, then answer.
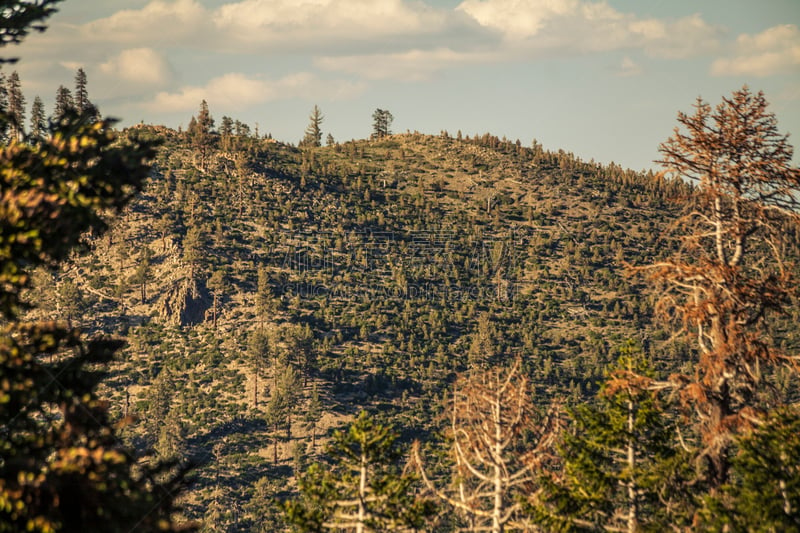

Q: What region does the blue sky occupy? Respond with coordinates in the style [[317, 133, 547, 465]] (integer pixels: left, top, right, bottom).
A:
[[7, 0, 800, 170]]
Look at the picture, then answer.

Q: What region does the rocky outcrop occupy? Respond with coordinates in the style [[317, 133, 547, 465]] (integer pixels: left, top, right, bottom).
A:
[[156, 276, 210, 326]]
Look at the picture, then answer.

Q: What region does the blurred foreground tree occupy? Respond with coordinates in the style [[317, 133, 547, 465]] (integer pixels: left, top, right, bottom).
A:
[[0, 2, 194, 530]]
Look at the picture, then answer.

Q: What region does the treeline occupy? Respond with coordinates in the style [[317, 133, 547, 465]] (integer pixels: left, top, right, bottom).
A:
[[0, 67, 99, 142]]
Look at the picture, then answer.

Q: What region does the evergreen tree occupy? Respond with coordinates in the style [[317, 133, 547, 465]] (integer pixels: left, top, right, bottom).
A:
[[256, 265, 276, 325], [326, 132, 335, 147], [286, 411, 434, 532], [248, 328, 273, 408], [189, 99, 214, 170], [73, 67, 96, 119], [305, 383, 323, 452], [53, 84, 73, 121], [700, 406, 800, 531], [207, 268, 226, 329], [0, 73, 7, 141], [0, 59, 193, 533], [0, 0, 61, 57], [301, 104, 323, 147], [234, 119, 250, 137], [219, 115, 234, 150], [73, 67, 88, 112], [371, 108, 393, 139], [532, 344, 692, 532], [265, 364, 300, 462], [6, 70, 25, 139], [29, 94, 46, 139]]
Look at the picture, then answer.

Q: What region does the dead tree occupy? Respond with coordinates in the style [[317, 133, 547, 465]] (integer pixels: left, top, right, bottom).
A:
[[634, 87, 800, 489], [414, 359, 561, 532]]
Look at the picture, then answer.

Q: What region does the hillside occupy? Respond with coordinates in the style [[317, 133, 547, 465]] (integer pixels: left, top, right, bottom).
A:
[[30, 126, 773, 530]]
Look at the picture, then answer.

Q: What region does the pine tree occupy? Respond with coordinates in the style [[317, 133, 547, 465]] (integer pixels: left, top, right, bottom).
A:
[[532, 344, 692, 532], [0, 0, 61, 57], [73, 67, 88, 112], [207, 268, 226, 329], [635, 87, 800, 491], [265, 364, 300, 463], [302, 104, 323, 147], [29, 94, 46, 139], [72, 67, 97, 119], [53, 84, 74, 121], [286, 411, 434, 532], [0, 72, 7, 139], [0, 64, 193, 533], [248, 328, 272, 408], [189, 99, 214, 171], [700, 406, 800, 531], [6, 70, 25, 139], [219, 115, 234, 150], [371, 109, 393, 139], [305, 383, 323, 452]]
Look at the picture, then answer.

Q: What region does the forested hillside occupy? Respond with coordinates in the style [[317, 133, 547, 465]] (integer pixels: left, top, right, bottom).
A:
[[23, 102, 798, 530], [3, 1, 799, 532]]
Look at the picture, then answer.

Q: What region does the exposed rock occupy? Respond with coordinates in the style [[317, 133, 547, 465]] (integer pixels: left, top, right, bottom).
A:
[[156, 276, 210, 326]]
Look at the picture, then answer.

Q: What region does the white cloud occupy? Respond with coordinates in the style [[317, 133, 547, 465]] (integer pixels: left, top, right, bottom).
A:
[[616, 56, 642, 77], [456, 0, 719, 58], [78, 0, 449, 50], [99, 48, 172, 86], [456, 0, 579, 38], [315, 48, 495, 81], [215, 0, 445, 41], [711, 24, 800, 77], [81, 0, 210, 44], [145, 72, 366, 112]]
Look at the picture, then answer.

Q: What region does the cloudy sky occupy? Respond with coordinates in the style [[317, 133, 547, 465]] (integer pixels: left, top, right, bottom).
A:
[[7, 0, 800, 170]]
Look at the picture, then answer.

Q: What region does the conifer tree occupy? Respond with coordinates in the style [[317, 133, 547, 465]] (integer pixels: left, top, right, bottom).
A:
[[207, 268, 226, 329], [286, 411, 434, 532], [0, 16, 193, 527], [0, 72, 7, 140], [189, 99, 214, 171], [6, 70, 25, 139], [53, 84, 73, 121], [73, 67, 88, 112], [248, 328, 272, 408], [305, 383, 323, 452], [532, 344, 692, 532], [371, 109, 393, 139], [635, 87, 800, 491], [302, 104, 323, 147], [29, 94, 46, 139], [219, 115, 234, 150], [0, 0, 61, 57], [265, 364, 300, 462], [699, 406, 800, 530]]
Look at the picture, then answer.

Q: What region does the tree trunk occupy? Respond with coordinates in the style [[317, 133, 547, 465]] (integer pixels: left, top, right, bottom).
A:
[[273, 423, 279, 464], [253, 369, 258, 408], [493, 393, 503, 533], [212, 292, 218, 329], [627, 398, 638, 533], [358, 452, 367, 533]]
